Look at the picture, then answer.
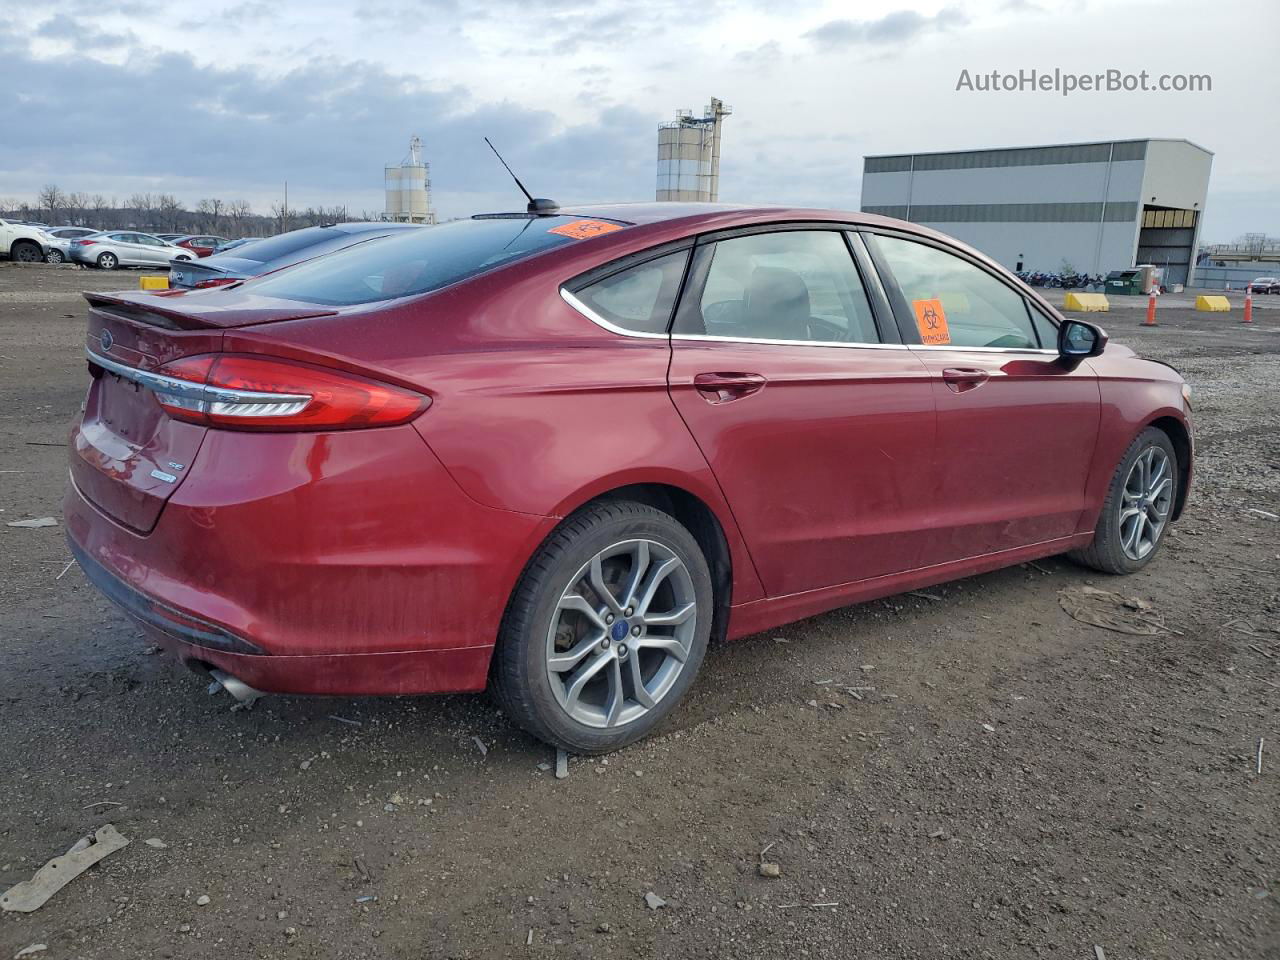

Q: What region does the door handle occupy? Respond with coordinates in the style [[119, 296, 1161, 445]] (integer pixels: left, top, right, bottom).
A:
[[942, 367, 989, 393], [693, 372, 767, 403]]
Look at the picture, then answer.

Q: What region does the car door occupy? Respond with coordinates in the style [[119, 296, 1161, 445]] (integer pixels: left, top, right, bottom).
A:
[[864, 230, 1100, 565], [112, 233, 145, 266], [667, 227, 938, 597]]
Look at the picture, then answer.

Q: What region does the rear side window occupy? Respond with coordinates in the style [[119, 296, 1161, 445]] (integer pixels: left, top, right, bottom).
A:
[[676, 230, 880, 344], [571, 251, 689, 334], [872, 235, 1037, 349], [246, 216, 623, 306]]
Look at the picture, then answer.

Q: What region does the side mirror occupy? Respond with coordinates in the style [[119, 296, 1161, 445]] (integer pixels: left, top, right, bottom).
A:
[[1058, 319, 1107, 360]]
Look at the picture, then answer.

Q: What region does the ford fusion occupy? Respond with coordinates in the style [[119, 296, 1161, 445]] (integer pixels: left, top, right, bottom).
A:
[[65, 204, 1193, 753]]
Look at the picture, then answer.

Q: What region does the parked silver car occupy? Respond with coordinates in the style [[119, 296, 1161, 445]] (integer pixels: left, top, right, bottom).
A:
[[43, 227, 99, 264], [69, 231, 196, 270]]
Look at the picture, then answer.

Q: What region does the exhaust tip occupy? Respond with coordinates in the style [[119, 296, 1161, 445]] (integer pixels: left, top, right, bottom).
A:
[[208, 669, 264, 706]]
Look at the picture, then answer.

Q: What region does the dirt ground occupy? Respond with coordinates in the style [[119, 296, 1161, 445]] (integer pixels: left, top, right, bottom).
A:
[[1, 263, 1276, 960]]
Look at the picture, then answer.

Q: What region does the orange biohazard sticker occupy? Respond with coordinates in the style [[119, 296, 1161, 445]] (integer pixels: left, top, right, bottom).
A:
[[912, 298, 951, 345], [547, 219, 625, 240]]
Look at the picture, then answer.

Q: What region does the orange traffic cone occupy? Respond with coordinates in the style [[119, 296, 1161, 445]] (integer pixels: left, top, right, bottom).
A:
[[1243, 284, 1254, 325], [1143, 285, 1158, 326]]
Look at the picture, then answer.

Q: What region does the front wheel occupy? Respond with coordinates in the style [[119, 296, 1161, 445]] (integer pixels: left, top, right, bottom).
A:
[[11, 240, 42, 263], [1071, 427, 1178, 574], [490, 500, 713, 754], [45, 249, 65, 264]]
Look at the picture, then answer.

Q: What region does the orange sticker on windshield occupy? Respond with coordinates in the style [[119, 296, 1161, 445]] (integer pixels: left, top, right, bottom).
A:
[[912, 298, 951, 345], [547, 219, 625, 240]]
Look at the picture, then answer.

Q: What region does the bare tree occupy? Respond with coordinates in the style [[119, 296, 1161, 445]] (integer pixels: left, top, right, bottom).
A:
[[270, 202, 296, 234], [196, 198, 225, 232], [157, 194, 184, 232], [227, 200, 253, 235], [128, 193, 156, 230], [66, 192, 90, 225], [37, 184, 65, 221]]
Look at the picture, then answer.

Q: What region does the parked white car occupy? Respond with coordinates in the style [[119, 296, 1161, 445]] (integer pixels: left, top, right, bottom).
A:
[[69, 231, 196, 270], [0, 219, 50, 263], [43, 227, 99, 264]]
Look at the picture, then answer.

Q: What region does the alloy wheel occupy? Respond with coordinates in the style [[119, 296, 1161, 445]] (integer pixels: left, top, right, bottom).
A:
[[1119, 446, 1173, 561], [545, 539, 697, 729]]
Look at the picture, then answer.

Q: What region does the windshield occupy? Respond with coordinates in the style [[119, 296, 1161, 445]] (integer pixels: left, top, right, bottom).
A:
[[243, 216, 625, 306]]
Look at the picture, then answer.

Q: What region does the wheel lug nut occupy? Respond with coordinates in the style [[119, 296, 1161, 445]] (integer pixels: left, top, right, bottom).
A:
[[605, 614, 614, 624], [632, 625, 642, 636], [625, 607, 634, 616]]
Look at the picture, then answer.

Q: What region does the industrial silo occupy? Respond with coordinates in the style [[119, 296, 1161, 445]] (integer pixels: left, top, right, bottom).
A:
[[384, 136, 436, 224], [656, 98, 732, 202]]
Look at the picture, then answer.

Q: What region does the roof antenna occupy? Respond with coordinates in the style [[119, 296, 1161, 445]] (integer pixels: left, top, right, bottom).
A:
[[484, 137, 559, 215]]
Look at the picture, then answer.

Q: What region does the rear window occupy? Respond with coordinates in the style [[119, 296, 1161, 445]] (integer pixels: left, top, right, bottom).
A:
[[228, 226, 359, 265], [244, 216, 626, 306]]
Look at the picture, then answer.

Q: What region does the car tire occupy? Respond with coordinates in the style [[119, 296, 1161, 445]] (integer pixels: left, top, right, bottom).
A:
[[11, 240, 42, 263], [45, 249, 65, 264], [1070, 426, 1179, 575], [490, 499, 713, 754], [97, 252, 119, 270]]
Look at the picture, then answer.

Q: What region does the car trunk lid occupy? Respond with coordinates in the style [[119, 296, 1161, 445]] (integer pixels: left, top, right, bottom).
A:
[[71, 292, 338, 533]]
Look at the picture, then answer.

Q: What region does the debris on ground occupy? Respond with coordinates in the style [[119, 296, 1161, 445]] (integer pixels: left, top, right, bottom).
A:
[[328, 715, 362, 727], [196, 894, 211, 906], [143, 838, 167, 849], [1094, 947, 1107, 960], [13, 945, 48, 959], [907, 590, 943, 601], [1058, 586, 1166, 636], [472, 736, 488, 757], [1, 825, 129, 913], [1245, 508, 1278, 520], [758, 862, 781, 878], [643, 892, 666, 910], [555, 749, 569, 780], [1259, 738, 1266, 775], [6, 517, 57, 528]]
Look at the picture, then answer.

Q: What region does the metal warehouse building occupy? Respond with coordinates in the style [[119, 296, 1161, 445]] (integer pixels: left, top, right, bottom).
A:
[[860, 139, 1212, 286]]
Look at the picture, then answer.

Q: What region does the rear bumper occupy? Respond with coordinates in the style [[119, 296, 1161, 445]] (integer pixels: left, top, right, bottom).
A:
[[64, 424, 558, 696]]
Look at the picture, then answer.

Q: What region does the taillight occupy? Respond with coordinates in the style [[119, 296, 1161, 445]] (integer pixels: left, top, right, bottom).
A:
[[193, 277, 238, 289], [153, 354, 429, 430], [76, 239, 97, 247]]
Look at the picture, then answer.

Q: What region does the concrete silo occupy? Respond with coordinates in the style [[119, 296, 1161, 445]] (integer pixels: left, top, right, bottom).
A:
[[385, 136, 436, 224], [656, 98, 732, 202]]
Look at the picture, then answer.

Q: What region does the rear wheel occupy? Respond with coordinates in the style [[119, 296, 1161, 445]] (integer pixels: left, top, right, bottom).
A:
[[11, 240, 42, 263], [97, 252, 119, 270], [1071, 426, 1178, 574], [490, 500, 713, 754]]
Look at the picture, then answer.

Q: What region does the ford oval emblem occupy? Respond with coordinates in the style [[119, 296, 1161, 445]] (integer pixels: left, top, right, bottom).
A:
[[100, 329, 114, 351]]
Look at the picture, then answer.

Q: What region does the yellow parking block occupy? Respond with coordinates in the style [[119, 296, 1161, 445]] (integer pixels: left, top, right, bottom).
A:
[[139, 275, 169, 291], [1063, 292, 1110, 312], [1194, 295, 1230, 312]]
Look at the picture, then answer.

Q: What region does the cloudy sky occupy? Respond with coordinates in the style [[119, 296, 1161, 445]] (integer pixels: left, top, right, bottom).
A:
[[2, 0, 1275, 241]]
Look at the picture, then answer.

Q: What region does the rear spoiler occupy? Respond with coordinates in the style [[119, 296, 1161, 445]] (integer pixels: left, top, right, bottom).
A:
[[83, 290, 338, 330]]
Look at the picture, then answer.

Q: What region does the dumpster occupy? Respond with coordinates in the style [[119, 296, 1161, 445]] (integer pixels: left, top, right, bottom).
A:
[[1105, 269, 1144, 296]]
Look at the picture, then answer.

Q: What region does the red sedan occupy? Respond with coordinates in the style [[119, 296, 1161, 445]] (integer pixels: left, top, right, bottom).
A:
[[172, 235, 230, 258], [65, 204, 1193, 753]]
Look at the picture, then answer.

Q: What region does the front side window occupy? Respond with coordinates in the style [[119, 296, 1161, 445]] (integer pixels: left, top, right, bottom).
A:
[[677, 230, 880, 344], [872, 235, 1038, 349], [570, 250, 689, 334]]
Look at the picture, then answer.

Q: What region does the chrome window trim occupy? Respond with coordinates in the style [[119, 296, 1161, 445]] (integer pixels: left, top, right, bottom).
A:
[[561, 283, 1059, 357], [86, 348, 311, 406], [669, 334, 1057, 355], [558, 288, 669, 340]]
